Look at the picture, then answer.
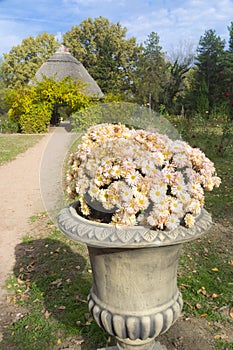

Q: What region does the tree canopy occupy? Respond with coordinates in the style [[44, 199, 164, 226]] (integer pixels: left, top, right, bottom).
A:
[[0, 33, 58, 88], [195, 29, 226, 113], [134, 32, 166, 109], [63, 17, 142, 95]]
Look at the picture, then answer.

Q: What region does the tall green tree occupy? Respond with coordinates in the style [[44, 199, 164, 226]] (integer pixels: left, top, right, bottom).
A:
[[63, 17, 141, 95], [195, 29, 226, 113], [0, 33, 58, 88], [223, 22, 233, 117], [163, 41, 195, 114], [228, 21, 233, 52], [134, 32, 166, 109]]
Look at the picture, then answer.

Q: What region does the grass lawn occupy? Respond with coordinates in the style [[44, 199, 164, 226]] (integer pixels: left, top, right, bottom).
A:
[[1, 117, 232, 350], [0, 134, 43, 165]]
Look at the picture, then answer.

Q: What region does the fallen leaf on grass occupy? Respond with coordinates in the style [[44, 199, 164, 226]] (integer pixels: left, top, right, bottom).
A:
[[76, 295, 87, 303], [58, 305, 66, 310], [230, 307, 233, 318], [210, 293, 219, 299], [51, 278, 62, 287], [214, 333, 228, 340], [44, 310, 51, 319], [211, 267, 219, 272], [197, 286, 207, 296], [17, 278, 25, 285]]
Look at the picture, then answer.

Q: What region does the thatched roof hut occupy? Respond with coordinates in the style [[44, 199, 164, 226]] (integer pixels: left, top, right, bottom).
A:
[[32, 45, 103, 98]]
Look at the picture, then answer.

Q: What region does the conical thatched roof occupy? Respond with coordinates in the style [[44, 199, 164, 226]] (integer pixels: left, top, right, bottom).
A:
[[32, 45, 103, 98]]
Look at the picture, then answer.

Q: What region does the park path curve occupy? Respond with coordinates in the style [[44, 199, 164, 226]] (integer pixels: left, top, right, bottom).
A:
[[0, 123, 78, 300]]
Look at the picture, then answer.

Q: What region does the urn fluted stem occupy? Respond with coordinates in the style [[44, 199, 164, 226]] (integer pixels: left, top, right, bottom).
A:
[[87, 245, 183, 350]]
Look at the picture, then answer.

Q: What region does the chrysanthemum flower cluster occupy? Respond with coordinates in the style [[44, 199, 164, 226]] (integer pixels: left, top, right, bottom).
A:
[[66, 123, 221, 230]]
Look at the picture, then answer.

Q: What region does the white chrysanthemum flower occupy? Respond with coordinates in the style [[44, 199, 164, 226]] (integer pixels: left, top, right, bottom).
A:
[[161, 169, 174, 184], [79, 196, 90, 216], [205, 180, 214, 191], [123, 198, 140, 214], [179, 192, 191, 205], [213, 176, 221, 187], [170, 140, 187, 154], [173, 153, 191, 168], [112, 210, 137, 226], [94, 174, 104, 186], [188, 182, 203, 195], [88, 183, 100, 199], [149, 184, 167, 203], [134, 194, 149, 210], [186, 198, 201, 216], [97, 189, 109, 203], [171, 183, 187, 197], [184, 213, 195, 228], [166, 214, 180, 230], [141, 160, 155, 176], [153, 151, 165, 166], [156, 198, 169, 211], [120, 185, 134, 202], [101, 158, 113, 170], [147, 211, 159, 227], [169, 198, 183, 215], [111, 165, 122, 179], [75, 176, 89, 195], [125, 170, 141, 185]]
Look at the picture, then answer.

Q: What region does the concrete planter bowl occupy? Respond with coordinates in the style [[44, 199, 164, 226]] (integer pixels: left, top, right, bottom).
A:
[[58, 201, 212, 350]]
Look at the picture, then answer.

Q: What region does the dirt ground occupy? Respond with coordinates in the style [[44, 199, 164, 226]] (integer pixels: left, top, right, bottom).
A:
[[0, 132, 232, 350]]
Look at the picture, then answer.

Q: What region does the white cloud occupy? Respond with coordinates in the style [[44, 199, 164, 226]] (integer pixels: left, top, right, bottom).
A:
[[123, 0, 233, 51]]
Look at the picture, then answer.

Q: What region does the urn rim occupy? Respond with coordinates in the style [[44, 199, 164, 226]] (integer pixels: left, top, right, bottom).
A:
[[57, 201, 212, 248]]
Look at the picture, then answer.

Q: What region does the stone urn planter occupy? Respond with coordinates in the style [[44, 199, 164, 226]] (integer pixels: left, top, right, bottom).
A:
[[58, 201, 212, 350], [59, 120, 220, 349]]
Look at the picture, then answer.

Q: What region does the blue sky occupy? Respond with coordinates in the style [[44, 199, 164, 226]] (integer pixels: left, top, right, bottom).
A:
[[0, 0, 233, 58]]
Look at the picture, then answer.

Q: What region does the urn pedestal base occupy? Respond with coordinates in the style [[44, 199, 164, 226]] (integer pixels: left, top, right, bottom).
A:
[[97, 342, 167, 350]]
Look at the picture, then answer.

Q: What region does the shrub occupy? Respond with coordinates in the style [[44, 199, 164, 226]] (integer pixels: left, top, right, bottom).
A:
[[20, 102, 52, 134]]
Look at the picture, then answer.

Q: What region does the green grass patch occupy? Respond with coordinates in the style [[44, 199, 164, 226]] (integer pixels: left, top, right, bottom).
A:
[[178, 236, 232, 319], [2, 225, 111, 350], [178, 233, 233, 350], [0, 134, 43, 165]]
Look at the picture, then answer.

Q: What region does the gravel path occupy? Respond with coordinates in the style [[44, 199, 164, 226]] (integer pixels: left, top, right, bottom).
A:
[[0, 123, 77, 300]]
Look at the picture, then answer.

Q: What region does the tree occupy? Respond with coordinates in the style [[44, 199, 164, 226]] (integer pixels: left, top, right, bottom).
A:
[[195, 29, 226, 113], [0, 33, 58, 88], [228, 21, 233, 52], [63, 17, 141, 95], [163, 40, 195, 114], [134, 32, 166, 109]]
